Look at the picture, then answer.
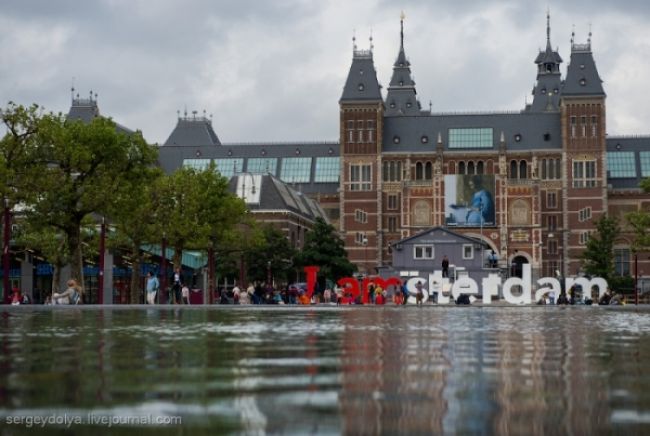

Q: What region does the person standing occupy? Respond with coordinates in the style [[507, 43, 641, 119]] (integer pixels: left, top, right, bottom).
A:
[[442, 255, 450, 278], [172, 267, 182, 304], [181, 284, 190, 305], [415, 281, 424, 306], [145, 271, 159, 305]]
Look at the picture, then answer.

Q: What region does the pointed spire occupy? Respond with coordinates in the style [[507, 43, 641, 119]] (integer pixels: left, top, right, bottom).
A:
[[369, 29, 374, 52], [546, 8, 551, 49], [400, 11, 405, 50], [352, 29, 357, 52]]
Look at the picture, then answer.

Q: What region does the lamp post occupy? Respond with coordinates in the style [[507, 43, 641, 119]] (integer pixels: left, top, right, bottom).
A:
[[635, 253, 639, 305], [160, 233, 167, 304], [362, 236, 368, 276], [98, 216, 106, 304], [207, 239, 215, 305], [267, 261, 272, 287], [3, 197, 10, 303]]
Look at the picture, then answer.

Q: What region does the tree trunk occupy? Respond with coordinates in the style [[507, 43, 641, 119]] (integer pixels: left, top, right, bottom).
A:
[[130, 250, 142, 304], [52, 264, 61, 293], [66, 223, 84, 289], [173, 247, 183, 270]]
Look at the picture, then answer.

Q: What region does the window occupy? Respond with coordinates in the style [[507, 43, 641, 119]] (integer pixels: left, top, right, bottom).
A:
[[614, 249, 630, 276], [388, 216, 398, 233], [573, 160, 596, 188], [183, 159, 211, 171], [548, 240, 558, 255], [347, 121, 355, 143], [387, 194, 399, 210], [367, 120, 375, 143], [477, 161, 484, 175], [510, 160, 518, 179], [547, 192, 557, 209], [355, 232, 367, 245], [314, 157, 340, 182], [425, 162, 433, 180], [578, 207, 592, 222], [607, 152, 636, 178], [519, 160, 528, 179], [213, 158, 244, 178], [591, 115, 598, 137], [581, 116, 587, 137], [414, 245, 434, 260], [462, 244, 474, 260], [547, 215, 557, 231], [280, 157, 312, 183], [579, 231, 592, 245], [641, 152, 650, 177], [571, 116, 577, 138], [350, 164, 371, 191], [449, 128, 493, 149], [355, 209, 368, 223], [545, 260, 560, 278], [415, 162, 424, 180], [541, 158, 562, 180], [357, 121, 364, 143], [382, 161, 402, 182], [467, 161, 475, 175], [458, 161, 466, 175], [247, 158, 278, 175]]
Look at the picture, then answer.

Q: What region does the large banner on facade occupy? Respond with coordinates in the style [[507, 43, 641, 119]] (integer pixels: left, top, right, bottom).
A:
[[444, 174, 495, 226]]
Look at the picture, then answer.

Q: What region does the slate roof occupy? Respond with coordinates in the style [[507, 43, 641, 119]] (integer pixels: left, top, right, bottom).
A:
[[228, 174, 328, 222], [381, 111, 562, 152], [340, 50, 383, 102], [163, 116, 221, 146], [67, 97, 133, 134], [562, 42, 605, 97], [384, 19, 420, 117], [392, 226, 489, 247]]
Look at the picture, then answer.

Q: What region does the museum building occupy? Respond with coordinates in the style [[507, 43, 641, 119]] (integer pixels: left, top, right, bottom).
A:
[[157, 15, 650, 282]]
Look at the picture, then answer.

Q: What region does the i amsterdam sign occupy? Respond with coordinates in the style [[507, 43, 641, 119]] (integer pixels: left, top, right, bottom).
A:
[[303, 265, 608, 305]]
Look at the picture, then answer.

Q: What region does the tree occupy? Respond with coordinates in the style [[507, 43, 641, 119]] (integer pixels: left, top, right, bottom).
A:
[[627, 177, 650, 253], [582, 215, 620, 281], [26, 114, 158, 287], [297, 217, 356, 287], [107, 166, 164, 303], [246, 225, 297, 285], [154, 165, 248, 273]]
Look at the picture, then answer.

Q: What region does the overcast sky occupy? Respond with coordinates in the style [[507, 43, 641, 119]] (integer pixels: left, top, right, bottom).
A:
[[2, 0, 649, 145]]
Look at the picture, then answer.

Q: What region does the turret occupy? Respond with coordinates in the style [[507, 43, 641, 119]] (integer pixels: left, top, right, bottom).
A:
[[384, 13, 421, 116]]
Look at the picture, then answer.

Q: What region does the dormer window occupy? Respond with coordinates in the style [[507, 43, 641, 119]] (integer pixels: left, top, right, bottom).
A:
[[421, 135, 428, 144], [546, 64, 552, 73], [406, 102, 412, 108], [399, 80, 404, 86], [358, 83, 365, 91], [541, 89, 547, 95], [359, 69, 364, 75], [393, 136, 401, 144], [389, 101, 396, 109], [579, 78, 587, 86]]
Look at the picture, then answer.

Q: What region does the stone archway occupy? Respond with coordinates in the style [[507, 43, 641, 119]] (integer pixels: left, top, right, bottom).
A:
[[510, 255, 529, 278]]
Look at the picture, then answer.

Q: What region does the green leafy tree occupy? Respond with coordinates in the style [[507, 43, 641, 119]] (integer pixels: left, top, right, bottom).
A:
[[297, 217, 356, 287], [26, 114, 158, 287], [246, 225, 297, 285], [154, 165, 248, 274], [107, 167, 164, 303], [628, 177, 650, 253], [582, 215, 620, 281]]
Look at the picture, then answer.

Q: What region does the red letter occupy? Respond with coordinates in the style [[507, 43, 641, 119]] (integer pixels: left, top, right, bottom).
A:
[[304, 266, 320, 299]]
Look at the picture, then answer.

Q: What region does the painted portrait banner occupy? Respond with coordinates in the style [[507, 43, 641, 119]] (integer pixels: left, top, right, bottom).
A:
[[444, 174, 496, 227]]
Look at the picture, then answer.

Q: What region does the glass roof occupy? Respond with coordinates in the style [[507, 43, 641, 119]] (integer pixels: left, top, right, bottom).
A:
[[607, 152, 636, 178]]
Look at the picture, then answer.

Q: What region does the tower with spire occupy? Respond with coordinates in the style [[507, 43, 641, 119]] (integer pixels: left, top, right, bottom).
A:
[[385, 12, 421, 116], [339, 31, 384, 275], [560, 26, 607, 277], [528, 10, 563, 112]]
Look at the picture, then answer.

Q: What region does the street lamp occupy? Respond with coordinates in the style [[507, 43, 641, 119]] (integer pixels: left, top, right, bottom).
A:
[[267, 260, 272, 287], [362, 236, 368, 276], [3, 197, 10, 302]]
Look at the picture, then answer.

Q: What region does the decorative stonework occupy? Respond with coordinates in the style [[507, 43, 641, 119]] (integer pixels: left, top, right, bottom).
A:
[[510, 229, 529, 242], [509, 199, 531, 225], [412, 200, 431, 226]]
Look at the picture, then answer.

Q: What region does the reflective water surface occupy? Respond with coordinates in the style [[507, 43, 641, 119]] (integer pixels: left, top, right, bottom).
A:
[[0, 306, 649, 435]]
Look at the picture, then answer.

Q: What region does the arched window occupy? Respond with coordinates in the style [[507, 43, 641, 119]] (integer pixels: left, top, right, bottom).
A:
[[540, 159, 547, 179], [510, 160, 518, 179], [415, 162, 424, 180], [555, 159, 561, 179], [519, 160, 527, 179], [382, 161, 388, 181], [425, 162, 432, 180], [458, 161, 466, 175], [477, 161, 484, 175], [389, 162, 396, 181], [467, 161, 475, 175]]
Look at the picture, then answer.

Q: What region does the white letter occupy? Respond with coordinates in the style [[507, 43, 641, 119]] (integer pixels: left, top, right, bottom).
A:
[[565, 277, 608, 301], [452, 277, 479, 301], [406, 277, 429, 304], [535, 277, 561, 303], [482, 273, 502, 304], [503, 264, 532, 304], [428, 271, 450, 304]]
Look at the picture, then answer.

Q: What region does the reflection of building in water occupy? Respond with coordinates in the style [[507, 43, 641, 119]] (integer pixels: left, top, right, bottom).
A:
[[338, 310, 448, 433]]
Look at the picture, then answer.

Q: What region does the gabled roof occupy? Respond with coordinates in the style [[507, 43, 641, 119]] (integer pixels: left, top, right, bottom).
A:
[[163, 115, 221, 146], [340, 49, 383, 103], [562, 41, 605, 97], [228, 174, 328, 223], [67, 96, 133, 134], [393, 226, 488, 247]]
